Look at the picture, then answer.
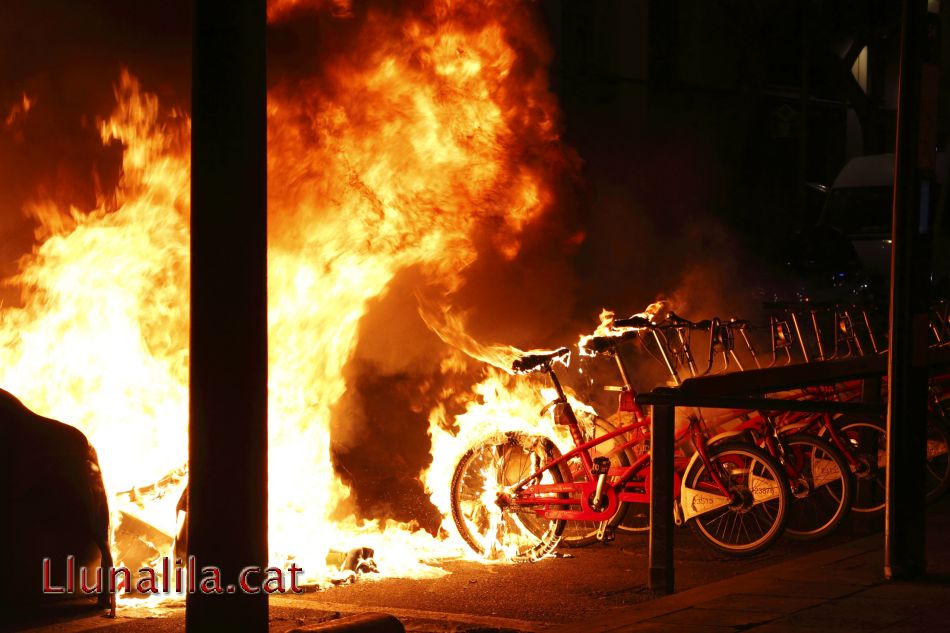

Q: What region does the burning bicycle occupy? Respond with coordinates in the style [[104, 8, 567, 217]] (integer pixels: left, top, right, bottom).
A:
[[449, 337, 791, 561]]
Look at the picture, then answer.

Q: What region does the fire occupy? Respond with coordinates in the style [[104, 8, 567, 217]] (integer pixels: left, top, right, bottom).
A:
[[266, 0, 563, 575], [4, 92, 34, 128], [424, 370, 577, 533], [0, 0, 572, 592], [0, 71, 190, 518], [268, 0, 352, 21], [577, 301, 669, 355]]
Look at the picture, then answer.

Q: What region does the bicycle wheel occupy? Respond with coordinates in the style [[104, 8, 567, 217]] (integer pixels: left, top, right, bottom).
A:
[[831, 416, 886, 513], [685, 442, 789, 557], [781, 434, 852, 540], [450, 432, 565, 561], [560, 416, 631, 547]]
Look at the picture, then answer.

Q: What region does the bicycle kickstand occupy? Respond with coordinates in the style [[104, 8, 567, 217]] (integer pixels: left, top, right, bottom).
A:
[[596, 521, 616, 543]]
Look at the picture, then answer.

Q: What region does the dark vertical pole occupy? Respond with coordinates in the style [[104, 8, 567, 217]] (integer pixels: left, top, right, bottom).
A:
[[649, 404, 675, 594], [798, 3, 810, 216], [648, 0, 677, 89], [885, 0, 929, 581], [188, 1, 268, 631]]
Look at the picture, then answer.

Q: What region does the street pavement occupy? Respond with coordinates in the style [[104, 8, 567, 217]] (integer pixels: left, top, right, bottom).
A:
[[7, 501, 948, 632]]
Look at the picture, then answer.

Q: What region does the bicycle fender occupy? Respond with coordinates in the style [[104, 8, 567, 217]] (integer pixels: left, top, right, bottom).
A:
[[678, 452, 726, 521], [777, 421, 811, 435], [680, 484, 732, 522], [707, 430, 748, 447]]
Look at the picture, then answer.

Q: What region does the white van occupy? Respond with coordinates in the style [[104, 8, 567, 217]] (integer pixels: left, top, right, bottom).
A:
[[817, 152, 949, 290]]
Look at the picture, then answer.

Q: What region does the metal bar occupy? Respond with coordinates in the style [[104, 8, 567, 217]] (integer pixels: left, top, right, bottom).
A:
[[656, 346, 949, 400], [885, 0, 931, 581], [635, 392, 883, 416], [863, 309, 882, 353], [651, 330, 682, 385], [790, 312, 810, 363], [679, 353, 887, 396], [810, 311, 826, 361], [649, 404, 675, 595], [188, 1, 268, 631]]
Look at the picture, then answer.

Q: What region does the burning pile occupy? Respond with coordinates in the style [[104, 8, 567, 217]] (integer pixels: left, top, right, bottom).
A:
[[0, 0, 581, 590]]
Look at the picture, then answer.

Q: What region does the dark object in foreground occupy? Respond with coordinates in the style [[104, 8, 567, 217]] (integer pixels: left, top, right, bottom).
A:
[[289, 613, 405, 633], [0, 388, 112, 619]]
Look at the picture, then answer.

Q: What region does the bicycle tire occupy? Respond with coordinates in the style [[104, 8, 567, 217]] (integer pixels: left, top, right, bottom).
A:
[[450, 432, 565, 562], [685, 442, 789, 557], [781, 433, 852, 540], [830, 416, 886, 513]]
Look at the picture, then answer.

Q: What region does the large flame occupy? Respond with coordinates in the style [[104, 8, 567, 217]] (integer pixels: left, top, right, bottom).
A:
[[0, 71, 190, 509], [0, 0, 572, 589], [266, 0, 565, 576]]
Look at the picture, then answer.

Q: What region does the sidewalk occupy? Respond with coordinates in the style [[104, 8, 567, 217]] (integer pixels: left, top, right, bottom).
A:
[[554, 506, 950, 633]]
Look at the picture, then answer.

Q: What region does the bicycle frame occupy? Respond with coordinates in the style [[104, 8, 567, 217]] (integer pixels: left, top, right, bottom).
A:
[[500, 351, 750, 523]]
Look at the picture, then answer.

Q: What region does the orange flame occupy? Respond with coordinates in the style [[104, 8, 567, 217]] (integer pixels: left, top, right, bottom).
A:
[[0, 0, 572, 589], [266, 0, 564, 575], [4, 91, 34, 128]]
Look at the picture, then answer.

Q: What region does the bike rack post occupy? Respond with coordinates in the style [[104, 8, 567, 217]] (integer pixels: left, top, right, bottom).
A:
[[649, 403, 675, 595]]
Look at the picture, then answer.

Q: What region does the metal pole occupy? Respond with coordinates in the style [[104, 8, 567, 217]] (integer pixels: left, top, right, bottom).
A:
[[885, 0, 930, 581], [188, 1, 268, 630], [649, 404, 675, 594]]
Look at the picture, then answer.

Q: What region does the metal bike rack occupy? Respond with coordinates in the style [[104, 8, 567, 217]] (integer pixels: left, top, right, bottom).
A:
[[635, 345, 950, 595]]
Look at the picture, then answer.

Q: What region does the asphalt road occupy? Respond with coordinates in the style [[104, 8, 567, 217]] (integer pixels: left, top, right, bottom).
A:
[[270, 523, 863, 630], [17, 519, 873, 633]]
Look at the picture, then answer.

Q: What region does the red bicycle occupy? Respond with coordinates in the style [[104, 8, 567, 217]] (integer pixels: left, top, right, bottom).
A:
[[583, 314, 853, 542], [449, 337, 791, 561]]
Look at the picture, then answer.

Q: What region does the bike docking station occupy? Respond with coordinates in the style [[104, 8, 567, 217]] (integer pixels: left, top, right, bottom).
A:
[[635, 320, 950, 595], [449, 298, 950, 604]]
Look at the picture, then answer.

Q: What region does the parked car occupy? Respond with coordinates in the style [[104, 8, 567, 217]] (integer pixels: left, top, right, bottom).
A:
[[816, 152, 949, 292], [1, 388, 112, 622], [784, 152, 949, 300]]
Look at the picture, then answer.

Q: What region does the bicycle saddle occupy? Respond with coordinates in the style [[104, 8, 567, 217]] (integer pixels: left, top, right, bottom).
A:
[[511, 347, 571, 373], [662, 312, 711, 330], [612, 315, 653, 329], [580, 330, 639, 355]]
